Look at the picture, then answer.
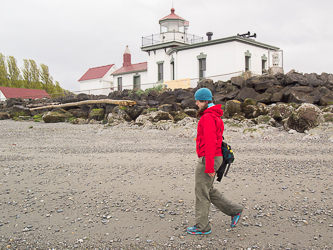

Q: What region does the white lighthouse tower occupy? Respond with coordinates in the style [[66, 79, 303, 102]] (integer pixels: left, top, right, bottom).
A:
[[141, 8, 202, 50], [159, 8, 188, 43]]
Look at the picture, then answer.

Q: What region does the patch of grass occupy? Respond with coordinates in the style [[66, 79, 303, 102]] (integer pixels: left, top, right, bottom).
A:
[[259, 115, 271, 123], [13, 117, 22, 121], [33, 114, 43, 122], [68, 117, 76, 123], [229, 123, 242, 127], [29, 126, 33, 129], [147, 108, 157, 113], [243, 128, 257, 133], [118, 106, 127, 111], [323, 114, 333, 122]]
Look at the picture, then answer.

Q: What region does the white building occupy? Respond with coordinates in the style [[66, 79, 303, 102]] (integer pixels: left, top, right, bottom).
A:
[[78, 64, 117, 95], [78, 8, 282, 93], [141, 8, 281, 88]]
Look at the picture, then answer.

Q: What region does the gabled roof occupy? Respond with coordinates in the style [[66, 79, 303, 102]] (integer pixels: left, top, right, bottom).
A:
[[112, 62, 147, 76], [78, 64, 115, 81], [159, 8, 186, 23], [0, 87, 50, 99]]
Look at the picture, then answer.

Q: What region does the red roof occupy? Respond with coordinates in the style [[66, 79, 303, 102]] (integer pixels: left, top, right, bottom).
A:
[[112, 62, 147, 75], [159, 8, 186, 22], [0, 87, 50, 99], [78, 64, 115, 81]]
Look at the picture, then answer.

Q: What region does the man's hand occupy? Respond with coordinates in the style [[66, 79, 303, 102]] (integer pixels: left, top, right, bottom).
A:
[[208, 172, 215, 177]]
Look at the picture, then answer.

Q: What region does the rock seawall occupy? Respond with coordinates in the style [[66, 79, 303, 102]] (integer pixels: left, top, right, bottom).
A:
[[1, 70, 333, 133]]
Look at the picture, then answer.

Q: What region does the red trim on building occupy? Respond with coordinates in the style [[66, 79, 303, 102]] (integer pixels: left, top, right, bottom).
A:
[[0, 87, 50, 99], [159, 8, 186, 22], [112, 62, 147, 75], [78, 64, 115, 81]]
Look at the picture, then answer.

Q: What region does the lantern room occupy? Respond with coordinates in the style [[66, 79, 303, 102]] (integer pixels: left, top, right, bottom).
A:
[[159, 8, 188, 34]]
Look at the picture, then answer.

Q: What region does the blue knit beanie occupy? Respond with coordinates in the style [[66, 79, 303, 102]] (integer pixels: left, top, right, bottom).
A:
[[195, 88, 212, 101]]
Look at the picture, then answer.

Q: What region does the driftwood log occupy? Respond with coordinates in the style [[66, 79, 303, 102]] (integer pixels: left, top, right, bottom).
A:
[[29, 99, 137, 111]]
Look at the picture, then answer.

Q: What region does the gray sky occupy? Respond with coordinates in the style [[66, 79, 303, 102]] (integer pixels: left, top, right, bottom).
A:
[[1, 0, 333, 92]]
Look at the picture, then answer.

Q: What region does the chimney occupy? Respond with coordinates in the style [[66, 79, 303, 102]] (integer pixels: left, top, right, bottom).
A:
[[123, 45, 131, 67], [206, 32, 213, 41]]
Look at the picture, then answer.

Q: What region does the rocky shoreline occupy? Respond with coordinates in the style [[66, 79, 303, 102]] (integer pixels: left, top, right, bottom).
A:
[[1, 70, 333, 134], [0, 119, 333, 249]]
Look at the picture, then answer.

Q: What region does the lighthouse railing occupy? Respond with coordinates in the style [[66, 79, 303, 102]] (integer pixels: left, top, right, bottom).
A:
[[142, 31, 203, 47]]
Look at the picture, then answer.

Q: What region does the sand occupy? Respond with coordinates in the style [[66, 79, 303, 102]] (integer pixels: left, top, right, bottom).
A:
[[0, 120, 332, 249]]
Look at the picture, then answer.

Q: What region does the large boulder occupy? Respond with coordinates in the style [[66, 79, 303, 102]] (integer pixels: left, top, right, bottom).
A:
[[88, 108, 105, 121], [62, 95, 78, 103], [158, 104, 174, 113], [243, 105, 261, 119], [268, 103, 295, 122], [285, 103, 324, 132], [254, 93, 272, 104], [160, 95, 176, 105], [270, 92, 283, 103], [125, 105, 144, 120], [77, 93, 90, 101], [5, 98, 22, 108], [43, 112, 66, 123], [305, 73, 324, 87], [224, 100, 242, 118], [319, 92, 333, 106], [197, 79, 216, 93], [157, 91, 174, 103], [174, 89, 194, 102], [112, 106, 132, 122], [230, 76, 245, 88], [284, 91, 315, 104], [236, 87, 258, 102], [181, 97, 196, 109], [108, 91, 122, 100], [0, 112, 9, 120], [135, 111, 174, 124], [285, 70, 309, 86], [184, 108, 197, 118], [10, 105, 31, 118], [152, 111, 174, 122]]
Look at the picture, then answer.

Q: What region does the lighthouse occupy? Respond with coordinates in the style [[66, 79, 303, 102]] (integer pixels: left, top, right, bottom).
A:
[[141, 8, 202, 50]]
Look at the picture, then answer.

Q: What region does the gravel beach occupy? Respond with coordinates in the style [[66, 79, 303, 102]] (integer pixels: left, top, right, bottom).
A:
[[0, 120, 332, 249]]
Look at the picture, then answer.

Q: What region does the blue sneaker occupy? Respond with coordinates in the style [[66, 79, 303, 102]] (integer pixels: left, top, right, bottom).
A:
[[230, 211, 242, 228], [187, 226, 211, 235]]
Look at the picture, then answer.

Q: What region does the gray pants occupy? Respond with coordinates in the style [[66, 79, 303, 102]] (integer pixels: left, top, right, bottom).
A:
[[195, 156, 243, 232]]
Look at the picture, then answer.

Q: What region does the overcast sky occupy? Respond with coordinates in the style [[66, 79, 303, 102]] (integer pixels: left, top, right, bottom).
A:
[[1, 0, 333, 92]]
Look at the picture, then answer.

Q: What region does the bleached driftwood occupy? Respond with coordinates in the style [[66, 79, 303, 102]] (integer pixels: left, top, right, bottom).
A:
[[29, 99, 137, 111]]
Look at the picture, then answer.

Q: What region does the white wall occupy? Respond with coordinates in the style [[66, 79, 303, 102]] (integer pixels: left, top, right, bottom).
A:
[[113, 71, 149, 91], [0, 90, 6, 101], [234, 42, 269, 75], [146, 41, 271, 88]]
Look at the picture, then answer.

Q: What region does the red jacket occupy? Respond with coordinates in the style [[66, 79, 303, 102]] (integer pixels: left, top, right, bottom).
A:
[[196, 104, 224, 173]]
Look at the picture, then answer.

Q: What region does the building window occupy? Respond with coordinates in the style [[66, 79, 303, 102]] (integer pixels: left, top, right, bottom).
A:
[[197, 52, 207, 80], [261, 54, 267, 74], [157, 61, 164, 82], [117, 77, 122, 91], [133, 74, 140, 89], [244, 50, 252, 72], [170, 62, 175, 80], [245, 57, 250, 71], [199, 59, 206, 79]]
